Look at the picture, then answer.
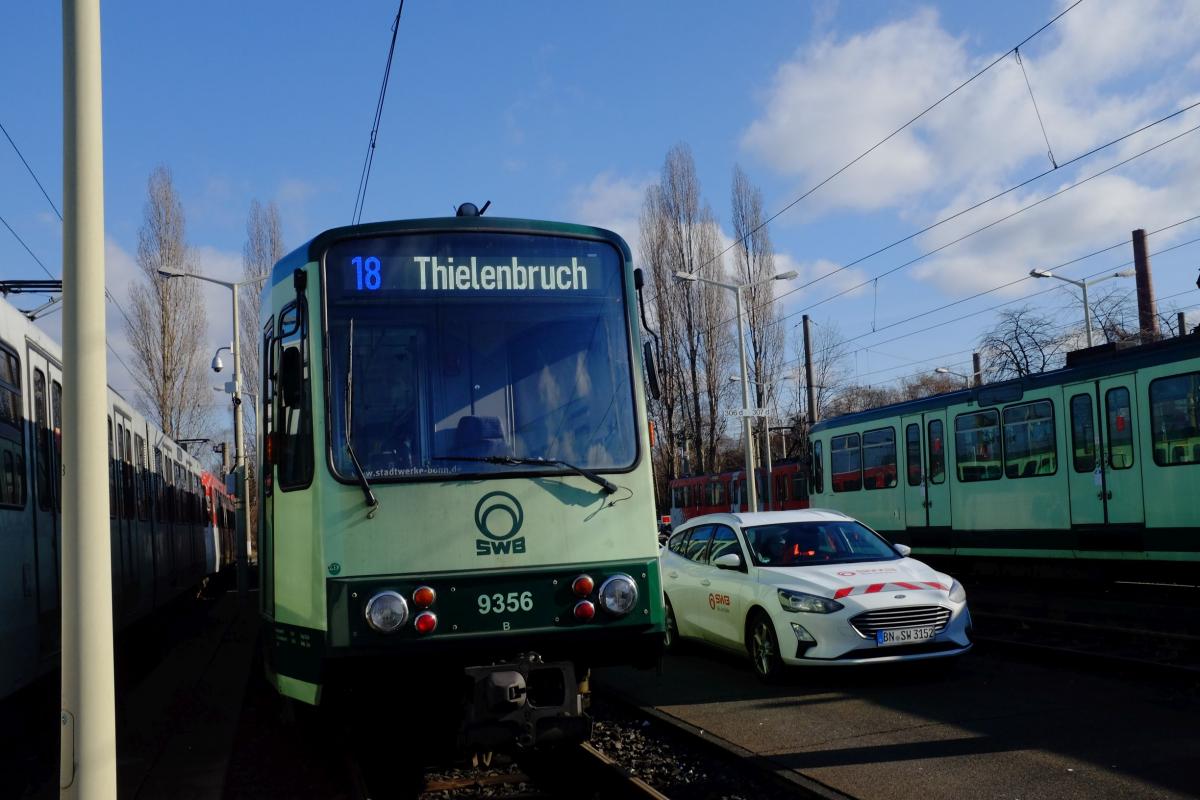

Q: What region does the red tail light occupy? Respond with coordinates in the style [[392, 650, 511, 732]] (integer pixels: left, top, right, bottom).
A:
[[573, 600, 596, 621], [413, 586, 436, 608], [571, 575, 594, 597], [413, 611, 437, 634]]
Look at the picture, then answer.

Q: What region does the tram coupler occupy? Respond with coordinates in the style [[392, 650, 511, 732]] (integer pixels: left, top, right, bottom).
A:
[[461, 653, 591, 751]]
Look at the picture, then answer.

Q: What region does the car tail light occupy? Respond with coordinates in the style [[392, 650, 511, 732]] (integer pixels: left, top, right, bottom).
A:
[[413, 611, 437, 634], [571, 575, 594, 597], [573, 600, 596, 621]]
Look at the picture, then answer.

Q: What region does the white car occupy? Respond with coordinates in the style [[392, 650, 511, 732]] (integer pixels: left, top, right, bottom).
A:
[[660, 509, 972, 680]]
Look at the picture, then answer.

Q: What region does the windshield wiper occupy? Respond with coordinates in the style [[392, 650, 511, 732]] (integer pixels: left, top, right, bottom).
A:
[[345, 319, 379, 516], [433, 455, 617, 495]]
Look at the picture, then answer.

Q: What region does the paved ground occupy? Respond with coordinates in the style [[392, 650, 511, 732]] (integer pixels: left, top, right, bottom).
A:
[[7, 586, 258, 800], [597, 645, 1200, 800]]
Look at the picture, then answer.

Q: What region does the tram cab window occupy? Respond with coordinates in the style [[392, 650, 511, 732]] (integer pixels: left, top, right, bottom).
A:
[[323, 233, 637, 484], [810, 440, 823, 494], [1149, 372, 1200, 466], [0, 345, 26, 508], [34, 370, 51, 512]]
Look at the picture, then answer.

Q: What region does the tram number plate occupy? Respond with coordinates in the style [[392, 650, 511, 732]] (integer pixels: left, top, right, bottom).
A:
[[875, 627, 936, 646]]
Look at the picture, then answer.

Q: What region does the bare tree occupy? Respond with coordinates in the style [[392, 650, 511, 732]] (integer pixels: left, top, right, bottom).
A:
[[730, 165, 785, 471], [238, 200, 284, 550], [978, 305, 1067, 380], [895, 371, 962, 401], [640, 143, 731, 480], [126, 166, 209, 438], [824, 384, 900, 417]]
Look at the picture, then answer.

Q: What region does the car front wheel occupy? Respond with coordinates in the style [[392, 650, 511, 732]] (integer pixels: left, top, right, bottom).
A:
[[663, 598, 680, 652], [748, 611, 784, 682]]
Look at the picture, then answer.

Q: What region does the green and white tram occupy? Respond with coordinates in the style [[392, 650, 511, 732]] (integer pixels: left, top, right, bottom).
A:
[[257, 208, 663, 749], [809, 333, 1200, 578]]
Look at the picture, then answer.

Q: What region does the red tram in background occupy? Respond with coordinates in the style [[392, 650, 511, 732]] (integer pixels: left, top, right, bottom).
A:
[[667, 460, 810, 524]]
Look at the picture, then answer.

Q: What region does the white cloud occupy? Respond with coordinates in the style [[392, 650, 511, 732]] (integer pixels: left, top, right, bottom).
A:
[[741, 2, 1200, 218], [567, 171, 652, 258]]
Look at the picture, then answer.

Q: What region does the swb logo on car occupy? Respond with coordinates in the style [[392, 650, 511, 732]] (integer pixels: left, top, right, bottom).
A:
[[708, 593, 731, 610], [475, 492, 527, 556]]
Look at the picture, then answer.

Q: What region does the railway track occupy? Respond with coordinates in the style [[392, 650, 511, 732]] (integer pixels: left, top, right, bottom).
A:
[[967, 577, 1200, 674]]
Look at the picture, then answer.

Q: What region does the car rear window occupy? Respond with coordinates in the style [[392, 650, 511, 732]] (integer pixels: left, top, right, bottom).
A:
[[743, 521, 899, 567]]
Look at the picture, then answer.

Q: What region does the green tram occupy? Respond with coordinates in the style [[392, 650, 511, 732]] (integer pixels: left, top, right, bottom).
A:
[[257, 208, 663, 750], [808, 333, 1200, 578]]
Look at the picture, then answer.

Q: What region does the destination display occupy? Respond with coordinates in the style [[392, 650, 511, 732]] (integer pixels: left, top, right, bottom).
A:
[[325, 232, 619, 299]]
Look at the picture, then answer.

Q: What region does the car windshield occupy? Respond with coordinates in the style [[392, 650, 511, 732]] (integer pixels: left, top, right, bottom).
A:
[[324, 231, 638, 481], [743, 520, 899, 567]]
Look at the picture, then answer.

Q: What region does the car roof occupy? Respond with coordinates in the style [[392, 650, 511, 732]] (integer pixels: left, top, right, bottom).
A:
[[675, 509, 855, 531]]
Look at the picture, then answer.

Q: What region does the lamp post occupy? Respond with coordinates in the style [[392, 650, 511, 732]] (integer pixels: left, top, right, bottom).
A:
[[673, 269, 797, 512], [158, 268, 267, 597], [729, 374, 795, 510], [934, 366, 971, 389], [1029, 268, 1135, 347]]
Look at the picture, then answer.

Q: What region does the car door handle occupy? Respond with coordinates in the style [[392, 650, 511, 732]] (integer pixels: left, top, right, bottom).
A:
[[1097, 490, 1112, 500], [700, 579, 711, 587], [668, 571, 678, 579]]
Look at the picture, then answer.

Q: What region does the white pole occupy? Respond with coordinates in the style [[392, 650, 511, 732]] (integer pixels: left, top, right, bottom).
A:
[[735, 287, 758, 512], [231, 288, 248, 596], [61, 0, 117, 795]]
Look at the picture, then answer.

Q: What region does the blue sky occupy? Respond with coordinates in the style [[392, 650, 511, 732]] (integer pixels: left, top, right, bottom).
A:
[[2, 1, 1199, 438]]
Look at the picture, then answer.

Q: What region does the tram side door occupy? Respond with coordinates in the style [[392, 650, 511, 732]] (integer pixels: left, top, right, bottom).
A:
[[1064, 376, 1146, 532], [26, 347, 61, 652], [900, 415, 928, 530], [899, 412, 951, 540]]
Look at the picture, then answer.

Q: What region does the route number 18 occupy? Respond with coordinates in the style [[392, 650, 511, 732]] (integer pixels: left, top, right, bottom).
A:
[[352, 256, 382, 291]]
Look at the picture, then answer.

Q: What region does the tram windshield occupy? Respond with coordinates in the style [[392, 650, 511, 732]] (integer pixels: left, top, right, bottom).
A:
[[323, 231, 638, 482]]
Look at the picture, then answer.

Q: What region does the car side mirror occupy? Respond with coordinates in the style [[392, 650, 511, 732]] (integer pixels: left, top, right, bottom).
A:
[[894, 543, 912, 557], [713, 552, 742, 570]]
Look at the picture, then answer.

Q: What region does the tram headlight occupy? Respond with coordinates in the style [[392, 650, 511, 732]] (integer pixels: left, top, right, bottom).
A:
[[598, 574, 638, 616], [364, 590, 409, 633]]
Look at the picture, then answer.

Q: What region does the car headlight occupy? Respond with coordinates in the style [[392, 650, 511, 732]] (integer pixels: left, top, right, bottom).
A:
[[777, 588, 843, 614], [948, 580, 966, 603], [364, 590, 409, 633], [598, 574, 639, 616]]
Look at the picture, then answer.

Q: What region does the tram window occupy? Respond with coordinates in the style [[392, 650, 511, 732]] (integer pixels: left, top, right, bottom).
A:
[[1105, 387, 1134, 470], [1070, 394, 1096, 472], [955, 410, 1001, 482], [1149, 372, 1200, 466], [713, 481, 725, 505], [34, 370, 51, 512], [277, 300, 313, 492], [927, 420, 945, 484], [135, 435, 148, 520], [52, 381, 62, 511], [0, 346, 26, 508], [811, 440, 824, 494], [862, 427, 897, 490], [107, 418, 116, 518], [671, 487, 683, 508], [905, 423, 922, 486], [792, 473, 807, 501], [1003, 400, 1057, 478], [124, 428, 135, 520], [830, 433, 861, 492], [262, 319, 275, 497], [154, 447, 164, 522], [684, 525, 714, 562]]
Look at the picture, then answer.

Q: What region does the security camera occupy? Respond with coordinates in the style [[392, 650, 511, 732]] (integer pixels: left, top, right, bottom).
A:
[[212, 354, 224, 373]]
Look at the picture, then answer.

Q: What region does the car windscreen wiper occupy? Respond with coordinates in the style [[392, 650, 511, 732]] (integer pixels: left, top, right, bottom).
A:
[[433, 455, 617, 495]]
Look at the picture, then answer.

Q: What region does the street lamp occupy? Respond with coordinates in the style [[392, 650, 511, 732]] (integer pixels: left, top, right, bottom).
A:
[[729, 375, 795, 510], [1028, 268, 1135, 347], [673, 269, 798, 512], [934, 366, 971, 388], [158, 267, 268, 597]]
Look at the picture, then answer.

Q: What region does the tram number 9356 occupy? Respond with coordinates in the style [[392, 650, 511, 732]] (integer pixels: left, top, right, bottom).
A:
[[477, 591, 534, 615]]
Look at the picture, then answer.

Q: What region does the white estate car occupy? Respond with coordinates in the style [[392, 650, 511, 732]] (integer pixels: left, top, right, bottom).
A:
[[661, 510, 972, 680]]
